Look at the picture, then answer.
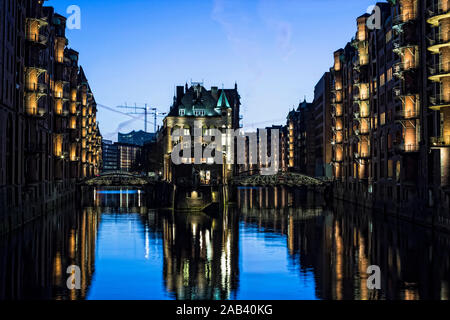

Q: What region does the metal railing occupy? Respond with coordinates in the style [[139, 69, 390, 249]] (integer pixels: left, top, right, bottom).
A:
[[27, 33, 48, 46], [393, 61, 416, 74], [396, 143, 419, 152], [429, 93, 450, 107], [431, 135, 450, 147], [428, 31, 450, 46], [393, 12, 417, 25], [427, 1, 450, 17], [428, 62, 450, 76], [396, 109, 419, 119], [25, 82, 48, 93]]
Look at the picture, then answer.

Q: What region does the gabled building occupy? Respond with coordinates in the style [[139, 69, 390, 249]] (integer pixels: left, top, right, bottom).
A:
[[162, 83, 241, 210]]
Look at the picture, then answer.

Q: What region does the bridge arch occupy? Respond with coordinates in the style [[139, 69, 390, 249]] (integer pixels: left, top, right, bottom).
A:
[[81, 171, 155, 186]]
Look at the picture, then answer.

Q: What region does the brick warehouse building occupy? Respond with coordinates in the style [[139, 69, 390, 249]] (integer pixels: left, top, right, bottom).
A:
[[162, 83, 241, 210], [0, 0, 102, 233], [330, 0, 450, 227]]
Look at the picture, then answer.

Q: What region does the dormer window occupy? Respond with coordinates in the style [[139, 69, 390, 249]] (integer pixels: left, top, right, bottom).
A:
[[179, 109, 185, 116], [194, 109, 205, 117]]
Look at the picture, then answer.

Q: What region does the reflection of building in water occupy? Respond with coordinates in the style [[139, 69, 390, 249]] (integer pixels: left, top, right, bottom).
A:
[[162, 210, 239, 300], [0, 206, 100, 300], [94, 188, 144, 209], [237, 186, 450, 300], [237, 186, 325, 209]]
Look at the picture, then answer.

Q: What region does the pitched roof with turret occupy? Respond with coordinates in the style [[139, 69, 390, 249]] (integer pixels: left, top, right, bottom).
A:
[[167, 84, 239, 117]]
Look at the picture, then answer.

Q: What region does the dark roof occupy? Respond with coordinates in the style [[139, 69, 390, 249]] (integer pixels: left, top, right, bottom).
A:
[[168, 84, 239, 117]]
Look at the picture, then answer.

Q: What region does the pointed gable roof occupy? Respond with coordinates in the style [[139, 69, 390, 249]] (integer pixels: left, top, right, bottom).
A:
[[217, 90, 231, 108]]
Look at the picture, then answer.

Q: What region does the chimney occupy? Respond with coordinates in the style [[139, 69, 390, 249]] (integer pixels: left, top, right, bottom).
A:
[[176, 86, 184, 104], [211, 86, 218, 100]]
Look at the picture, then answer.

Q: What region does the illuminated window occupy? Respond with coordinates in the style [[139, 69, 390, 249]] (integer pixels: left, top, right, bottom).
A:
[[385, 30, 392, 43], [387, 68, 393, 82], [380, 73, 385, 86], [194, 109, 205, 116]]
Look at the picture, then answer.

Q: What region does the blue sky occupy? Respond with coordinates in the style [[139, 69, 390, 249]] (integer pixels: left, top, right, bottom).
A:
[[50, 0, 378, 141]]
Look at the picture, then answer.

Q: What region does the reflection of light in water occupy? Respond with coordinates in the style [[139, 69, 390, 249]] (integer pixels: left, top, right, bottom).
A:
[[183, 263, 190, 286], [53, 252, 62, 285], [94, 188, 96, 201], [442, 281, 449, 300], [172, 224, 176, 243], [334, 222, 343, 300], [206, 230, 212, 262], [138, 190, 141, 207], [404, 285, 419, 300], [192, 223, 197, 238], [221, 234, 232, 299], [145, 226, 150, 259], [97, 190, 139, 194]]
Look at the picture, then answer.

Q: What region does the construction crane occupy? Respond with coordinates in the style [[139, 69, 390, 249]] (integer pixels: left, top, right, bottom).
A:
[[116, 103, 166, 133]]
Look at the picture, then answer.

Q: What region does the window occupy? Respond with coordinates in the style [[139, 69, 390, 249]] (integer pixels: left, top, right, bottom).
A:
[[194, 109, 205, 116], [385, 30, 392, 43], [179, 109, 185, 116], [388, 160, 394, 178], [199, 170, 211, 185], [387, 68, 393, 82], [380, 73, 385, 86], [380, 112, 386, 126]]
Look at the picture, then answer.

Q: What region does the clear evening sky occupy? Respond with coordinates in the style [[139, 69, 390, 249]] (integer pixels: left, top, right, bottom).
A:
[[50, 0, 378, 141]]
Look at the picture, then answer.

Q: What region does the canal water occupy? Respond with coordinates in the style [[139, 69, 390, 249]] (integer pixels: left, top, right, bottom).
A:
[[0, 187, 449, 300]]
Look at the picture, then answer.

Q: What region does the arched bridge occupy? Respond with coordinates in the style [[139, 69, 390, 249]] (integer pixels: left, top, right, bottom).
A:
[[80, 171, 156, 187], [231, 172, 326, 187]]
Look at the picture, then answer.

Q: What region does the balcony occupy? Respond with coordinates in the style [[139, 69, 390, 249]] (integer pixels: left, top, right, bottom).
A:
[[353, 94, 369, 103], [393, 81, 418, 98], [26, 33, 48, 47], [354, 129, 370, 136], [428, 34, 450, 55], [351, 37, 368, 51], [429, 94, 450, 110], [427, 2, 450, 26], [25, 82, 48, 95], [392, 32, 417, 51], [428, 62, 450, 82], [26, 106, 46, 118], [26, 59, 47, 74], [54, 90, 71, 102], [354, 152, 370, 160], [395, 143, 419, 153], [431, 135, 450, 148], [393, 12, 417, 26], [395, 109, 419, 120], [393, 61, 417, 79]]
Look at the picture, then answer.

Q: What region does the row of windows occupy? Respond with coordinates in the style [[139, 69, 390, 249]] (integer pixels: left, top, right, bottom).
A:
[[179, 109, 206, 116]]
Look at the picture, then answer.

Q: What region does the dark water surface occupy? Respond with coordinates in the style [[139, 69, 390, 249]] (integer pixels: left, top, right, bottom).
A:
[[0, 188, 449, 300]]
